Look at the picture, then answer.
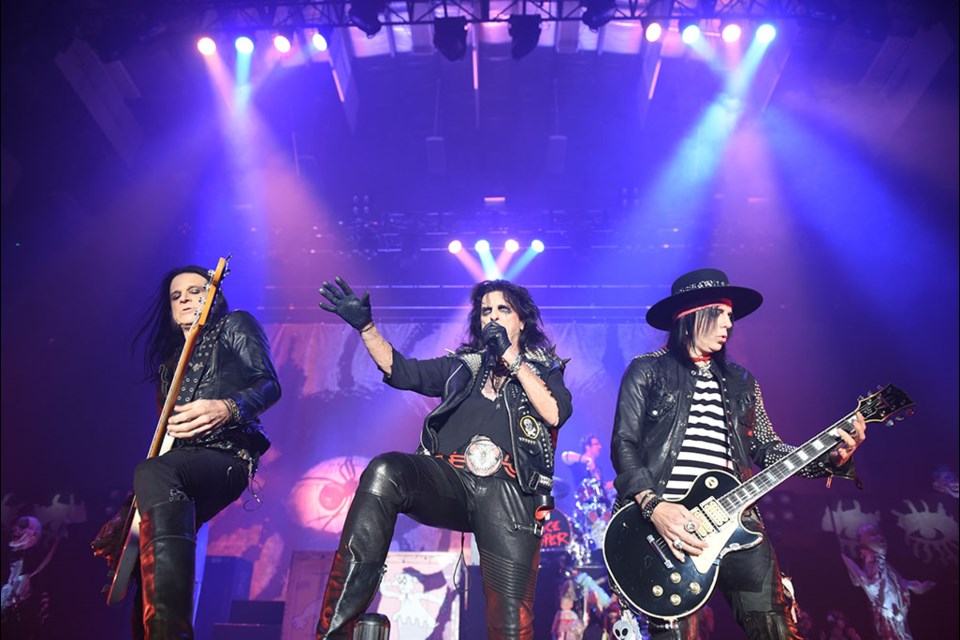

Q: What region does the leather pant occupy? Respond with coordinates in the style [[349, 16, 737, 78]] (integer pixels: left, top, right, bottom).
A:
[[318, 452, 543, 640]]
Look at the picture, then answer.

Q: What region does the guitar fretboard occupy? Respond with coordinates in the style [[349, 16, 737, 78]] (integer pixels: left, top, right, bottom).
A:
[[717, 390, 894, 514]]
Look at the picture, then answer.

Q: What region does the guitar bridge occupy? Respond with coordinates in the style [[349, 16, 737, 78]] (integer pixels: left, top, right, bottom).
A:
[[647, 534, 675, 569]]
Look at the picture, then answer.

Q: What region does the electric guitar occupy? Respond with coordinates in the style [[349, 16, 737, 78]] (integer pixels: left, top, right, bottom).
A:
[[105, 257, 230, 606], [602, 384, 914, 621]]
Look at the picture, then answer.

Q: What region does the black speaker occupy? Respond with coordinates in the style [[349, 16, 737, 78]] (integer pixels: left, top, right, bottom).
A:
[[195, 556, 253, 640]]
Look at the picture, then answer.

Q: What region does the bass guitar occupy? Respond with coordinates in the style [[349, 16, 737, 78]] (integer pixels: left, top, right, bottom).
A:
[[106, 257, 230, 606], [602, 384, 914, 621]]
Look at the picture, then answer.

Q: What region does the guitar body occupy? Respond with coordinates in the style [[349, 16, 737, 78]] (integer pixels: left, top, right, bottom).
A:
[[603, 470, 761, 620]]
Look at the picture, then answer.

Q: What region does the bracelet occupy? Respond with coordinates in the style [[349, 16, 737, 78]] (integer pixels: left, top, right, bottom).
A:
[[508, 355, 524, 376], [223, 398, 242, 423], [640, 494, 663, 521]]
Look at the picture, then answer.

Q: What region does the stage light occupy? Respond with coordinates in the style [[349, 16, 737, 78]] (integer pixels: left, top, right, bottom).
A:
[[273, 33, 292, 53], [721, 22, 742, 43], [235, 35, 255, 54], [680, 20, 701, 44], [508, 15, 542, 60], [644, 21, 663, 42], [197, 36, 217, 56], [349, 0, 386, 37], [531, 239, 545, 253], [756, 23, 776, 44], [433, 16, 468, 61], [475, 239, 491, 253], [505, 239, 520, 253], [580, 0, 616, 31], [448, 240, 463, 254], [311, 28, 331, 52]]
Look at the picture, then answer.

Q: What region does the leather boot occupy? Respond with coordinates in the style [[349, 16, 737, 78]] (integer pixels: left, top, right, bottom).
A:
[[742, 611, 801, 640], [316, 491, 394, 639], [140, 499, 197, 640], [316, 558, 386, 639]]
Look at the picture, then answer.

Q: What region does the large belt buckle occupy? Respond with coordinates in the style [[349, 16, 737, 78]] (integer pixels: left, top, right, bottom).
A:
[[464, 436, 503, 477]]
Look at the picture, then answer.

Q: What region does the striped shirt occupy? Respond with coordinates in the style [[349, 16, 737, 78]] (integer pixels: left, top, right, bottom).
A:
[[663, 368, 735, 500]]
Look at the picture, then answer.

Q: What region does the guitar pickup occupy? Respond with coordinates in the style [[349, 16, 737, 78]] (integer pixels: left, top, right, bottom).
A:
[[647, 534, 675, 569]]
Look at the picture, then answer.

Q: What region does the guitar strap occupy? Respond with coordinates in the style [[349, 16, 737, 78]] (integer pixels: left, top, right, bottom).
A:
[[175, 314, 228, 405]]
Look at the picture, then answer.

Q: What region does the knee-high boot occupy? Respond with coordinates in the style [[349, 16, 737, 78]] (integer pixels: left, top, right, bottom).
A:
[[316, 492, 393, 640], [140, 499, 197, 640]]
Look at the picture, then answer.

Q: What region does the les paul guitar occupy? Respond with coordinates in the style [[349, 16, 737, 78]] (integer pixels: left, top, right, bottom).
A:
[[105, 257, 230, 606], [602, 384, 914, 621]]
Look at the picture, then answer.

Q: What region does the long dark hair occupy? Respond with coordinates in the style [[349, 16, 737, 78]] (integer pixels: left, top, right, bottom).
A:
[[133, 265, 229, 383], [666, 306, 732, 374], [461, 280, 553, 353]]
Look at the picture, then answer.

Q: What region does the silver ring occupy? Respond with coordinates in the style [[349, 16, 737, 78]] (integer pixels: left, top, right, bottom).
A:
[[684, 521, 697, 533], [673, 538, 684, 550]]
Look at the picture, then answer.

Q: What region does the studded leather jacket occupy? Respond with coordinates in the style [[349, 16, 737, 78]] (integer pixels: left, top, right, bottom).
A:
[[386, 347, 573, 497], [161, 310, 281, 470], [611, 349, 854, 501]]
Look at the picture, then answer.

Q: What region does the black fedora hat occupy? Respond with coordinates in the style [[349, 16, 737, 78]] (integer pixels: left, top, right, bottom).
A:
[[646, 268, 763, 331]]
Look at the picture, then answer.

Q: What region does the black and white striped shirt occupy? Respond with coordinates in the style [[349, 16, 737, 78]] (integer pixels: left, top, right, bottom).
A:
[[664, 368, 735, 500]]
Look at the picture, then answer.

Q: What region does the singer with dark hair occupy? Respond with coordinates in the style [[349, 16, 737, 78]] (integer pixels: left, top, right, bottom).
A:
[[314, 277, 573, 640]]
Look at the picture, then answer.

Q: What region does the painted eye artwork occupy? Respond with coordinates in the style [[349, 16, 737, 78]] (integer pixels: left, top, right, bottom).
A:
[[893, 500, 959, 565], [291, 456, 370, 534]]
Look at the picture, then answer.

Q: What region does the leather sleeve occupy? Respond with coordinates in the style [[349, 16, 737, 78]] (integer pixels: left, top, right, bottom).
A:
[[221, 311, 281, 422], [611, 357, 656, 499]]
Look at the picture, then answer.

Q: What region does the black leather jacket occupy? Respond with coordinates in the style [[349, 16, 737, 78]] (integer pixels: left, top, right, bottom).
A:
[[162, 310, 281, 467], [387, 347, 573, 497], [611, 349, 853, 500]]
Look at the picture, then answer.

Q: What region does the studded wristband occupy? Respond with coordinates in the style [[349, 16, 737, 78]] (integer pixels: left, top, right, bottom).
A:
[[640, 495, 663, 521]]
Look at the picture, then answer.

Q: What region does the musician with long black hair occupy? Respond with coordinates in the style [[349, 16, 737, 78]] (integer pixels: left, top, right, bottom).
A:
[[315, 277, 572, 639], [93, 265, 280, 639]]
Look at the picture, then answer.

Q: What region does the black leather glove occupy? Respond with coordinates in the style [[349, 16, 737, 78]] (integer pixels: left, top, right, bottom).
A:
[[318, 277, 373, 331], [482, 321, 511, 359]]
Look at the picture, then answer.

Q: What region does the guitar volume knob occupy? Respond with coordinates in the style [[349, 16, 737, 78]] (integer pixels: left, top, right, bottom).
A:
[[652, 585, 663, 597], [689, 582, 701, 594], [670, 594, 682, 606], [669, 572, 681, 584]]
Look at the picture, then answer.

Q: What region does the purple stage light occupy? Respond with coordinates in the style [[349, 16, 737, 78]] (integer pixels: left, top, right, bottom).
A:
[[448, 240, 463, 254], [505, 239, 520, 253], [721, 23, 742, 43], [273, 34, 292, 53], [197, 36, 217, 56], [531, 239, 545, 253], [644, 22, 663, 43], [475, 239, 491, 253]]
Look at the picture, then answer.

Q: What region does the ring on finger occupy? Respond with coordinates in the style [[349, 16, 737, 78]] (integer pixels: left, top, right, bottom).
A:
[[684, 521, 697, 533], [672, 538, 684, 551]]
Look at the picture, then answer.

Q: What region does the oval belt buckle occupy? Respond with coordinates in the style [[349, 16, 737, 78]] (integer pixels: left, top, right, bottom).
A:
[[464, 436, 503, 477]]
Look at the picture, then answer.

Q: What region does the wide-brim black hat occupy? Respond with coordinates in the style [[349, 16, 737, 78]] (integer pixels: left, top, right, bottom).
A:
[[646, 268, 763, 331]]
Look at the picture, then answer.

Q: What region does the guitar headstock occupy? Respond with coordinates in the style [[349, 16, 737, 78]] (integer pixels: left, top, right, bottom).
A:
[[194, 256, 231, 328], [857, 384, 915, 425]]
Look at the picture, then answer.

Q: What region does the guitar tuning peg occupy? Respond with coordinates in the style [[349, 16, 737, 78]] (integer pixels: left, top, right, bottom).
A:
[[885, 420, 894, 427], [895, 415, 904, 421], [858, 395, 865, 401]]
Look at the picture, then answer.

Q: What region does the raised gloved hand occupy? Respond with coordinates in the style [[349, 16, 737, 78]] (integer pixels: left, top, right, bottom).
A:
[[318, 277, 373, 331], [482, 321, 511, 359]]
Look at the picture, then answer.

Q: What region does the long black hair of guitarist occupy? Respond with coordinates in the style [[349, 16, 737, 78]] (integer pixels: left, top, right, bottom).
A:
[[94, 265, 281, 639], [609, 268, 867, 640]]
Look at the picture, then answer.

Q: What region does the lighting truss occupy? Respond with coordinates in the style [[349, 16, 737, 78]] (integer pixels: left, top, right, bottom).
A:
[[75, 0, 849, 32]]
